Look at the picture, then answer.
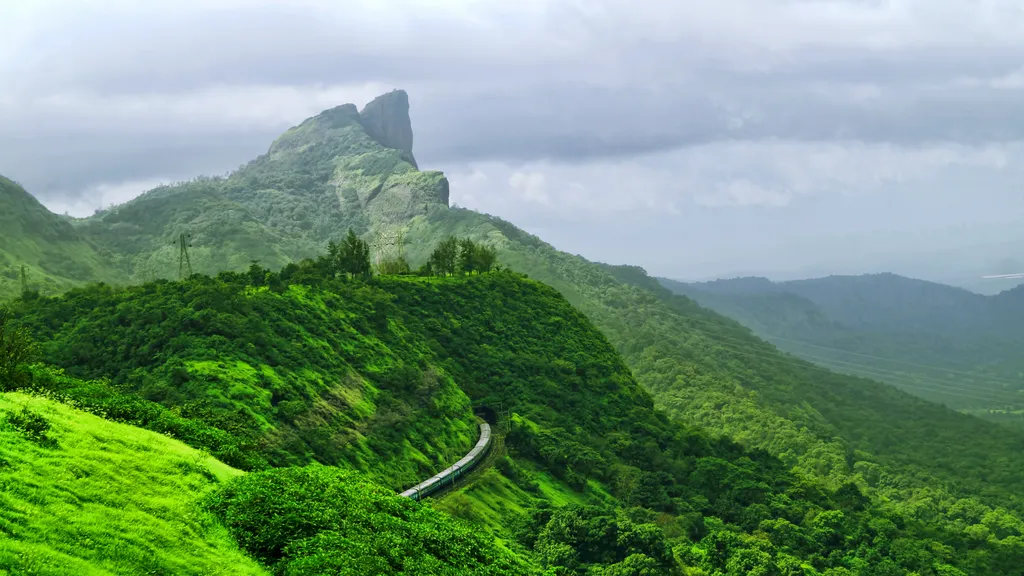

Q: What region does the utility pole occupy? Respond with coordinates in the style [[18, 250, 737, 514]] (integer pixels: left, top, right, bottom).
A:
[[371, 228, 405, 267], [19, 265, 28, 294], [176, 232, 193, 280]]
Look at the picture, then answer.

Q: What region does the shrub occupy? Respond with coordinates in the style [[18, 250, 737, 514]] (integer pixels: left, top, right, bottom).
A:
[[0, 306, 37, 388], [7, 406, 50, 442], [205, 465, 536, 575]]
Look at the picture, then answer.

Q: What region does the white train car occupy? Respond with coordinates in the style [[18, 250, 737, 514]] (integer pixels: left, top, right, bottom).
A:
[[400, 422, 492, 501]]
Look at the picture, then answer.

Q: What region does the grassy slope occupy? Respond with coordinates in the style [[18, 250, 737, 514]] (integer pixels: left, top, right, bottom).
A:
[[0, 391, 266, 576], [0, 176, 123, 300], [74, 179, 307, 284]]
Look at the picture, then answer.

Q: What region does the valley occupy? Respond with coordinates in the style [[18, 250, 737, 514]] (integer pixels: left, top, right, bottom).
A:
[[660, 274, 1024, 426]]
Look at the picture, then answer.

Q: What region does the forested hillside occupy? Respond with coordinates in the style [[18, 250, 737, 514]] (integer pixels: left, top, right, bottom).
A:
[[0, 380, 525, 575], [4, 90, 1024, 573], [12, 266, 480, 489], [659, 275, 1024, 421], [10, 261, 1024, 574]]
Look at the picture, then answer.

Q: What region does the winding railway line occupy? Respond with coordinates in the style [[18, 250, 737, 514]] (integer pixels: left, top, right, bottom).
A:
[[399, 422, 492, 501]]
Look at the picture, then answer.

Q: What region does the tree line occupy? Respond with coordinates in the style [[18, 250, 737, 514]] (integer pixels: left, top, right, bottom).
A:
[[311, 229, 499, 280]]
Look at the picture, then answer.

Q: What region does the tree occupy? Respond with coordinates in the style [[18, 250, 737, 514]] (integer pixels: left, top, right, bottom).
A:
[[428, 236, 459, 276], [325, 240, 342, 275], [377, 256, 411, 276], [338, 229, 371, 278], [451, 238, 498, 275], [248, 261, 267, 286], [19, 265, 39, 301], [474, 243, 498, 273], [458, 238, 478, 275], [0, 306, 37, 388]]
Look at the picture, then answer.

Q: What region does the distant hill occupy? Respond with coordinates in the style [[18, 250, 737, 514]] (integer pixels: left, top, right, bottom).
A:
[[67, 90, 448, 285], [0, 176, 124, 299], [7, 90, 1024, 572], [660, 274, 1024, 417]]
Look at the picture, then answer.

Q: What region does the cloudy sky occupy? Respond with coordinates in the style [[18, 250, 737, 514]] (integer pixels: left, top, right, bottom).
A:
[[3, 0, 1024, 285]]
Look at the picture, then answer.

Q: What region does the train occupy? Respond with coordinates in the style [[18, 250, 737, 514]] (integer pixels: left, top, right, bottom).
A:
[[399, 422, 492, 501]]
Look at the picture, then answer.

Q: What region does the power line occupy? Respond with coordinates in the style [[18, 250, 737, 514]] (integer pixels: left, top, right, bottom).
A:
[[371, 227, 405, 267]]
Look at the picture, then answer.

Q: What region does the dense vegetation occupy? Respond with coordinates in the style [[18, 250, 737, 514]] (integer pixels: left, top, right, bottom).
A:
[[8, 257, 1024, 573], [206, 466, 535, 575], [0, 384, 526, 575], [659, 275, 1024, 417], [9, 271, 478, 489], [381, 269, 1024, 574], [4, 90, 1024, 573]]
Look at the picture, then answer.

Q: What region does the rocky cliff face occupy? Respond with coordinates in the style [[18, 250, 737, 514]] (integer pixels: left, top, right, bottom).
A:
[[359, 90, 417, 168]]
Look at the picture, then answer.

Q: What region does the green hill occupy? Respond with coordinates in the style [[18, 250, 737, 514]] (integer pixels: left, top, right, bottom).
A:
[[12, 273, 479, 489], [0, 384, 529, 575], [69, 91, 448, 285], [0, 176, 124, 300], [0, 390, 267, 576], [658, 275, 1024, 417], [5, 90, 1024, 572], [9, 261, 1024, 574]]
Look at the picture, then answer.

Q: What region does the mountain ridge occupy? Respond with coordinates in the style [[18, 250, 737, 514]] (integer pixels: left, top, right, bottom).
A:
[[660, 273, 1024, 414]]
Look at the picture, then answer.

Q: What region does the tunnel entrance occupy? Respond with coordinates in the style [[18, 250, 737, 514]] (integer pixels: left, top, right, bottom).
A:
[[473, 405, 498, 424]]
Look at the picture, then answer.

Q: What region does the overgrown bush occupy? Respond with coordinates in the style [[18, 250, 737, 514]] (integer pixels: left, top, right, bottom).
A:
[[0, 306, 37, 388], [377, 256, 412, 276], [205, 465, 537, 575], [6, 406, 50, 442]]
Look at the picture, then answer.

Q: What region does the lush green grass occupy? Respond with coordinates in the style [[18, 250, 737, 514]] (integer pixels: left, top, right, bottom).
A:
[[0, 391, 266, 575]]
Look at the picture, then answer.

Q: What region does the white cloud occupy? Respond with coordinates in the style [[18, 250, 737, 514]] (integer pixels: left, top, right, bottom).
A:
[[1, 83, 393, 137], [509, 171, 549, 205], [694, 180, 793, 208], [441, 139, 1021, 218], [5, 0, 1024, 280], [40, 177, 175, 217]]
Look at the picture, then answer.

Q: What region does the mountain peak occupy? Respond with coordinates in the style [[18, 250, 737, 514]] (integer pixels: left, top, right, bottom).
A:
[[359, 89, 417, 168]]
